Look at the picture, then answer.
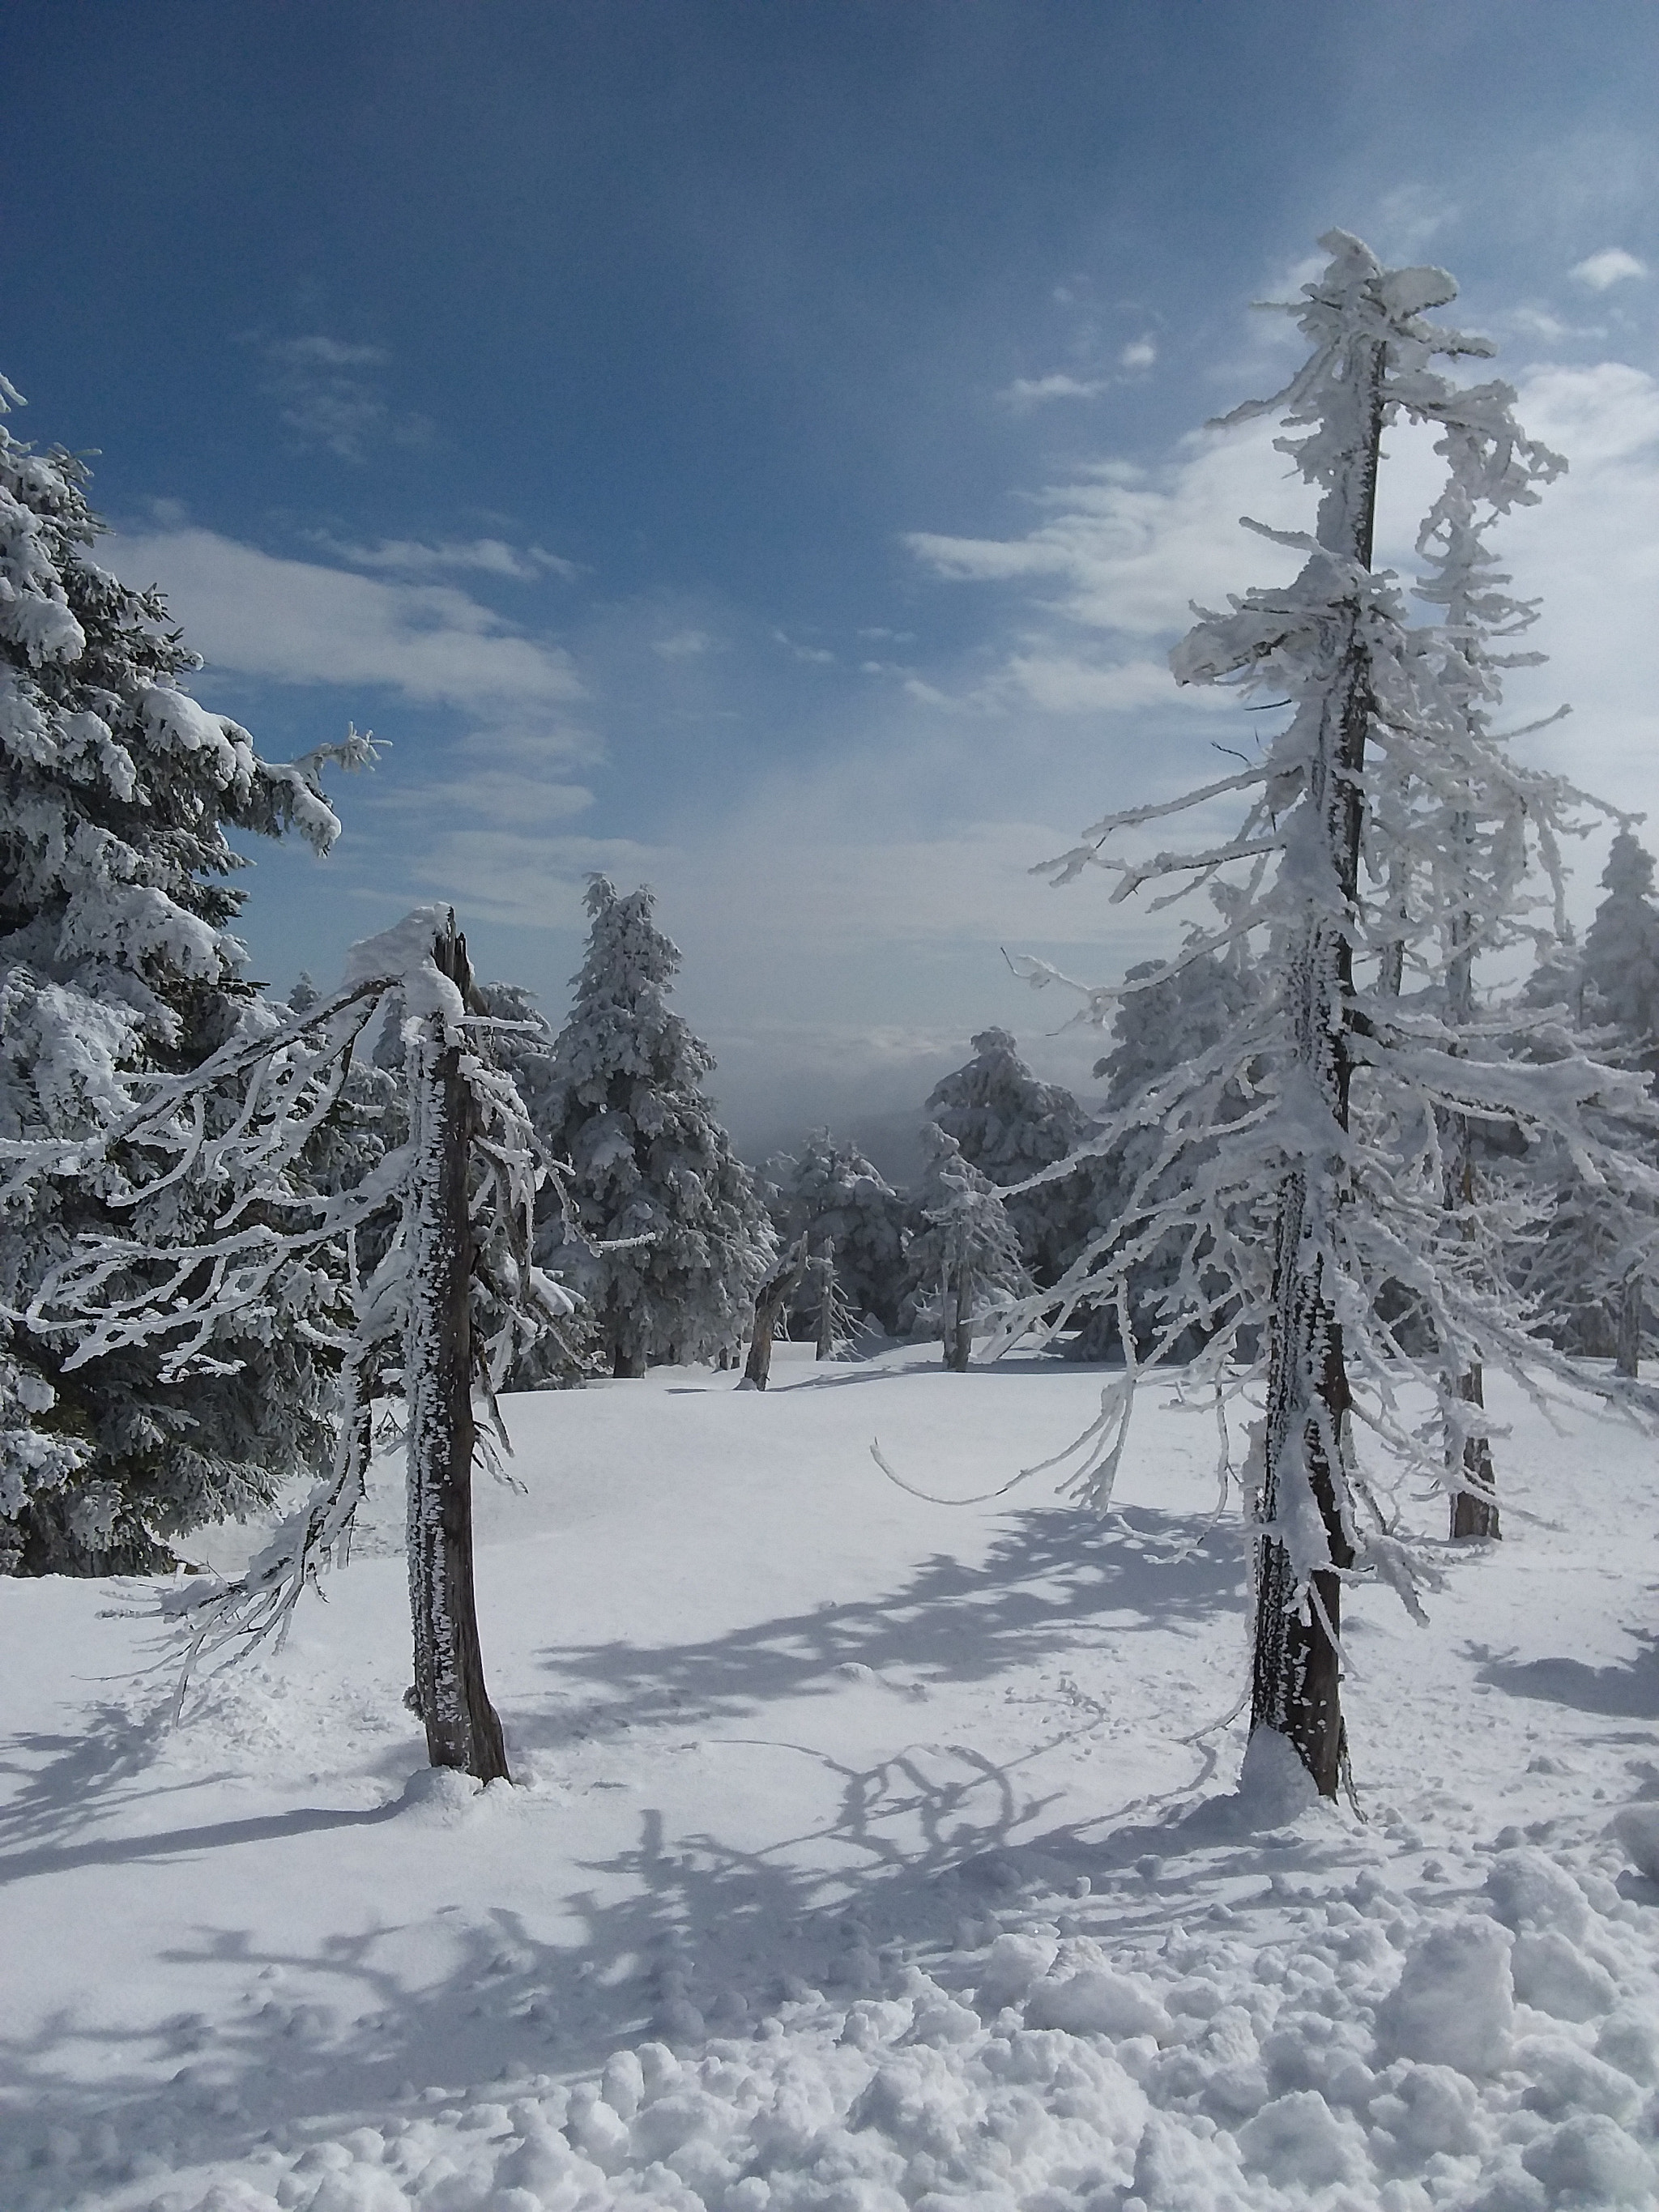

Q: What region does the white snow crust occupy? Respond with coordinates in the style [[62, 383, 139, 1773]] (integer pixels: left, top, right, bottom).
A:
[[6, 1348, 1659, 2210]]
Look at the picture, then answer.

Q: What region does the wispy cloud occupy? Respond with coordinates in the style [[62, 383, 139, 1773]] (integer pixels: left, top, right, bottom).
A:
[[1570, 248, 1648, 292], [651, 628, 719, 658], [269, 336, 389, 369], [247, 333, 433, 460], [109, 525, 586, 718], [1118, 339, 1157, 371], [999, 372, 1107, 411], [772, 627, 835, 665], [311, 534, 583, 582]]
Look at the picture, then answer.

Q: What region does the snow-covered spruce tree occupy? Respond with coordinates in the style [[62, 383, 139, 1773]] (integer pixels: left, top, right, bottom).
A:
[[901, 1124, 1032, 1369], [545, 879, 774, 1375], [1005, 234, 1659, 1796], [1515, 834, 1659, 1378], [1582, 831, 1659, 1072], [471, 978, 601, 1387], [1065, 935, 1261, 1362], [13, 908, 574, 1782], [925, 1029, 1097, 1287], [762, 1128, 910, 1334], [1401, 438, 1576, 1531], [0, 373, 366, 1575]]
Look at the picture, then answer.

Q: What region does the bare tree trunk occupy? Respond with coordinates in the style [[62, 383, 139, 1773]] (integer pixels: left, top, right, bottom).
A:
[[1440, 793, 1503, 1541], [946, 1237, 975, 1373], [1617, 1268, 1643, 1379], [406, 916, 510, 1784], [815, 1240, 837, 1360], [1444, 1116, 1499, 1544], [1448, 1362, 1499, 1539], [740, 1236, 808, 1391], [612, 1343, 645, 1379], [1250, 339, 1384, 1800]]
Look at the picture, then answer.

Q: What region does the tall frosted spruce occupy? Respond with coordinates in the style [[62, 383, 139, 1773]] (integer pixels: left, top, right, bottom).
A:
[[545, 878, 774, 1376], [0, 373, 362, 1572], [1009, 235, 1659, 1796]]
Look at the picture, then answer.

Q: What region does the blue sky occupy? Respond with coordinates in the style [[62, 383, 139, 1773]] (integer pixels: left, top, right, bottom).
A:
[[7, 2, 1659, 1168]]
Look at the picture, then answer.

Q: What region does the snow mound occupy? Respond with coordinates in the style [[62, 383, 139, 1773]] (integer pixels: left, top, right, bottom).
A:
[[1375, 1916, 1515, 2075], [396, 1765, 483, 1825], [1025, 1963, 1172, 2040], [1615, 1802, 1659, 1884]]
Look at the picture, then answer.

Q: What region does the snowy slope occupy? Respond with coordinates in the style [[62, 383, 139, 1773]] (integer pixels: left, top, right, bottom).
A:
[[5, 1344, 1659, 2210]]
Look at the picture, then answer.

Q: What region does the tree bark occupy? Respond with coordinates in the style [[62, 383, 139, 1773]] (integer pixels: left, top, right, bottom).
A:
[[815, 1240, 837, 1360], [1448, 1361, 1499, 1540], [1617, 1268, 1642, 1380], [1249, 336, 1384, 1799], [740, 1236, 808, 1390], [612, 1343, 645, 1379], [946, 1234, 975, 1373], [1444, 1013, 1500, 1540], [406, 915, 510, 1784]]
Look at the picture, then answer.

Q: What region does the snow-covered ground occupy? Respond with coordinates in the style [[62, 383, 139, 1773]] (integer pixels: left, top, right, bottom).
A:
[[6, 1343, 1659, 2211]]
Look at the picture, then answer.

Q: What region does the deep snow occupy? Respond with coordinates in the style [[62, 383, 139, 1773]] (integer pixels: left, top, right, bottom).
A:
[[5, 1342, 1659, 2210]]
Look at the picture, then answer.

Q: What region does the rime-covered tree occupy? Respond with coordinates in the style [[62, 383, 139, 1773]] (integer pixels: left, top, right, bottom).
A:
[[1583, 832, 1659, 1070], [1063, 937, 1260, 1361], [900, 1123, 1032, 1367], [1516, 834, 1659, 1375], [1004, 234, 1658, 1796], [925, 1029, 1096, 1286], [472, 978, 599, 1387], [545, 879, 774, 1374], [763, 1127, 909, 1334], [13, 908, 574, 1780], [0, 373, 366, 1575]]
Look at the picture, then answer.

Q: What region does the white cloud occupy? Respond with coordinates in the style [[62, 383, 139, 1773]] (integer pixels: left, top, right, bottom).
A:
[[405, 828, 662, 931], [1118, 339, 1157, 371], [109, 526, 586, 719], [651, 628, 718, 658], [1000, 373, 1107, 411], [1495, 361, 1659, 849], [1570, 248, 1648, 292], [906, 416, 1307, 640], [1503, 305, 1606, 346], [313, 535, 582, 582], [996, 651, 1226, 716]]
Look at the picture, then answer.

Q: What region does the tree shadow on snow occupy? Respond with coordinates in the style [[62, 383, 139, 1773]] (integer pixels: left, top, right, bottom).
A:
[[0, 1503, 1316, 2181], [522, 1504, 1246, 1745], [1471, 1634, 1659, 1720]]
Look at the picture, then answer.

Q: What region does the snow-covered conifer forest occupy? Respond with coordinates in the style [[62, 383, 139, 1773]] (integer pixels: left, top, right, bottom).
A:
[[12, 228, 1659, 2212]]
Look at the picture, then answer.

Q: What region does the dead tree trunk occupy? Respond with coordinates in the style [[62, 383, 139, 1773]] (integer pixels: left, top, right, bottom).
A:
[[1448, 1362, 1499, 1539], [1444, 976, 1500, 1541], [740, 1236, 808, 1391], [815, 1239, 837, 1360], [1442, 802, 1502, 1541], [945, 1231, 975, 1372], [406, 915, 511, 1784], [1617, 1268, 1643, 1379], [1250, 338, 1384, 1800]]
